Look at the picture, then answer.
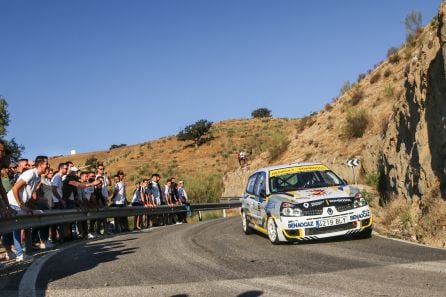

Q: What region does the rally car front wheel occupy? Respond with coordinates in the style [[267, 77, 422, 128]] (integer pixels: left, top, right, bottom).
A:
[[267, 217, 280, 244]]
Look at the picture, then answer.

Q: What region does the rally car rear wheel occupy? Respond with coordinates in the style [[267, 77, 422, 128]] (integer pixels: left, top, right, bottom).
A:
[[267, 217, 280, 244], [242, 212, 253, 234]]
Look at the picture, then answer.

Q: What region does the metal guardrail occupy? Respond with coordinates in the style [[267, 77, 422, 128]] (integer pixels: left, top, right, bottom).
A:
[[0, 201, 242, 234]]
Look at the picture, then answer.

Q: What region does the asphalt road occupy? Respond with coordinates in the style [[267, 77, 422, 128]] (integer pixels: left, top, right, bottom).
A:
[[7, 217, 446, 296]]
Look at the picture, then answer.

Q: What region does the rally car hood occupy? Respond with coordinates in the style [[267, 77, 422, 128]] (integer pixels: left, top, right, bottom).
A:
[[271, 185, 358, 202]]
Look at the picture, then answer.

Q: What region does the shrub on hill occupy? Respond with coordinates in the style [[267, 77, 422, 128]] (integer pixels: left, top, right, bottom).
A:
[[370, 72, 381, 84], [177, 119, 213, 148], [251, 108, 272, 118], [296, 114, 316, 132], [350, 89, 364, 106], [387, 47, 400, 64], [405, 11, 422, 46], [109, 144, 126, 150], [340, 80, 352, 96], [343, 109, 369, 138], [85, 156, 99, 170], [186, 172, 223, 203]]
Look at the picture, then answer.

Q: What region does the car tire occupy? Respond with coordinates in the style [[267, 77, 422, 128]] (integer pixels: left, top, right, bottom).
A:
[[355, 227, 372, 239], [267, 217, 280, 244], [242, 211, 253, 235]]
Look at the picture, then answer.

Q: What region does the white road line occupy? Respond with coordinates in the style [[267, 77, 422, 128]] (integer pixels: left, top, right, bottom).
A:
[[18, 240, 92, 297]]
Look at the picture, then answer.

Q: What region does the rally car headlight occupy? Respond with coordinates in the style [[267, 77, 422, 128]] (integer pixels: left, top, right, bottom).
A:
[[353, 193, 368, 208], [280, 202, 303, 217]]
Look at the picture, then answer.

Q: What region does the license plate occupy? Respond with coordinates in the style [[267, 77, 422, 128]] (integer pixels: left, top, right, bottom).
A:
[[316, 216, 347, 228]]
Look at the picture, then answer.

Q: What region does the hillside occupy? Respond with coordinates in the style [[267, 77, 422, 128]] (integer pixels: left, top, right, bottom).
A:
[[51, 3, 446, 248], [50, 117, 298, 203]]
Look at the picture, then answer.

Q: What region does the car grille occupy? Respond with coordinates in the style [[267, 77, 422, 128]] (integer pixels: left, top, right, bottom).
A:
[[302, 209, 323, 216], [305, 222, 356, 235]]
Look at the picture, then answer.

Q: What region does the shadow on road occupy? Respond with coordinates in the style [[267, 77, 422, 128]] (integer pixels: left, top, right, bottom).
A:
[[169, 291, 264, 297], [36, 237, 138, 292]]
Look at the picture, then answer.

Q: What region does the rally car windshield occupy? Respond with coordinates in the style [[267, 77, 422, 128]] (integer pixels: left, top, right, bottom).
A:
[[269, 170, 345, 193]]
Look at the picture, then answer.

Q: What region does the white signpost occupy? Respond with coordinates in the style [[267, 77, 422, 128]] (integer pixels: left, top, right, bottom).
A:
[[347, 159, 359, 185]]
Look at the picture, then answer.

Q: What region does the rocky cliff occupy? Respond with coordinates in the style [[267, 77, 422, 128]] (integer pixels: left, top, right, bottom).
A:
[[380, 5, 446, 201]]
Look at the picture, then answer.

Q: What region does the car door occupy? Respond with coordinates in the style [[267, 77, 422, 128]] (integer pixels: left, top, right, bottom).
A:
[[252, 172, 267, 226], [243, 173, 259, 222]]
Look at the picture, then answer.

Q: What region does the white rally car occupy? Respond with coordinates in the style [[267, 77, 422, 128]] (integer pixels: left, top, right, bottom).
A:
[[241, 162, 372, 244]]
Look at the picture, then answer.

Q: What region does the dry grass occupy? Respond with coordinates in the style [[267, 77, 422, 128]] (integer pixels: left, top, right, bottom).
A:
[[49, 118, 296, 199]]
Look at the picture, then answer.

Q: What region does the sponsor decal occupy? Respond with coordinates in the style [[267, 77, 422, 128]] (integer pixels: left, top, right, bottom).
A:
[[310, 200, 325, 207], [288, 220, 315, 228], [303, 202, 309, 209], [309, 189, 327, 196], [350, 210, 371, 221], [269, 165, 329, 177], [328, 198, 353, 203]]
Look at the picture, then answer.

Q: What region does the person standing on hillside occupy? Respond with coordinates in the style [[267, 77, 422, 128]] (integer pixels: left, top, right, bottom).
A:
[[7, 155, 49, 262]]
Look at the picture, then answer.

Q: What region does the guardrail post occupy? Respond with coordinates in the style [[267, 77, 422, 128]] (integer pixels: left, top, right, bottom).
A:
[[198, 211, 202, 221], [25, 228, 33, 255], [223, 209, 226, 218]]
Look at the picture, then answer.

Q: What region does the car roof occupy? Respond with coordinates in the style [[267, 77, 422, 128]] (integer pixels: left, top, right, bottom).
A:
[[251, 162, 325, 175]]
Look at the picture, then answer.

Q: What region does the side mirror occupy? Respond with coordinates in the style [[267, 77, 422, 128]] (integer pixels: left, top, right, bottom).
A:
[[260, 189, 267, 198]]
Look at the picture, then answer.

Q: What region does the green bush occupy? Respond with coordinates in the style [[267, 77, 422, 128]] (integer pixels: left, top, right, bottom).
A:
[[85, 156, 99, 170], [343, 109, 369, 138], [186, 172, 223, 203], [365, 173, 380, 189], [251, 107, 272, 118]]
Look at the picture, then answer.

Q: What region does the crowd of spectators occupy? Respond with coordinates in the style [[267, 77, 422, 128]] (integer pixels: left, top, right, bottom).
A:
[[0, 139, 190, 267]]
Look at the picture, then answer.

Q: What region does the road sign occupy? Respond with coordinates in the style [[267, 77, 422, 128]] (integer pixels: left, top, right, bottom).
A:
[[346, 159, 359, 185]]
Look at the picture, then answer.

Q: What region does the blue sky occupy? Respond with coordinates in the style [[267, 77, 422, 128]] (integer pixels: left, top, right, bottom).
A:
[[0, 0, 442, 159]]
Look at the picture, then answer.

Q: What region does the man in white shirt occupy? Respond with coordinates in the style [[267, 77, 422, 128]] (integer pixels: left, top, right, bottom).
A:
[[95, 164, 110, 202], [111, 174, 127, 232], [7, 155, 48, 261]]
